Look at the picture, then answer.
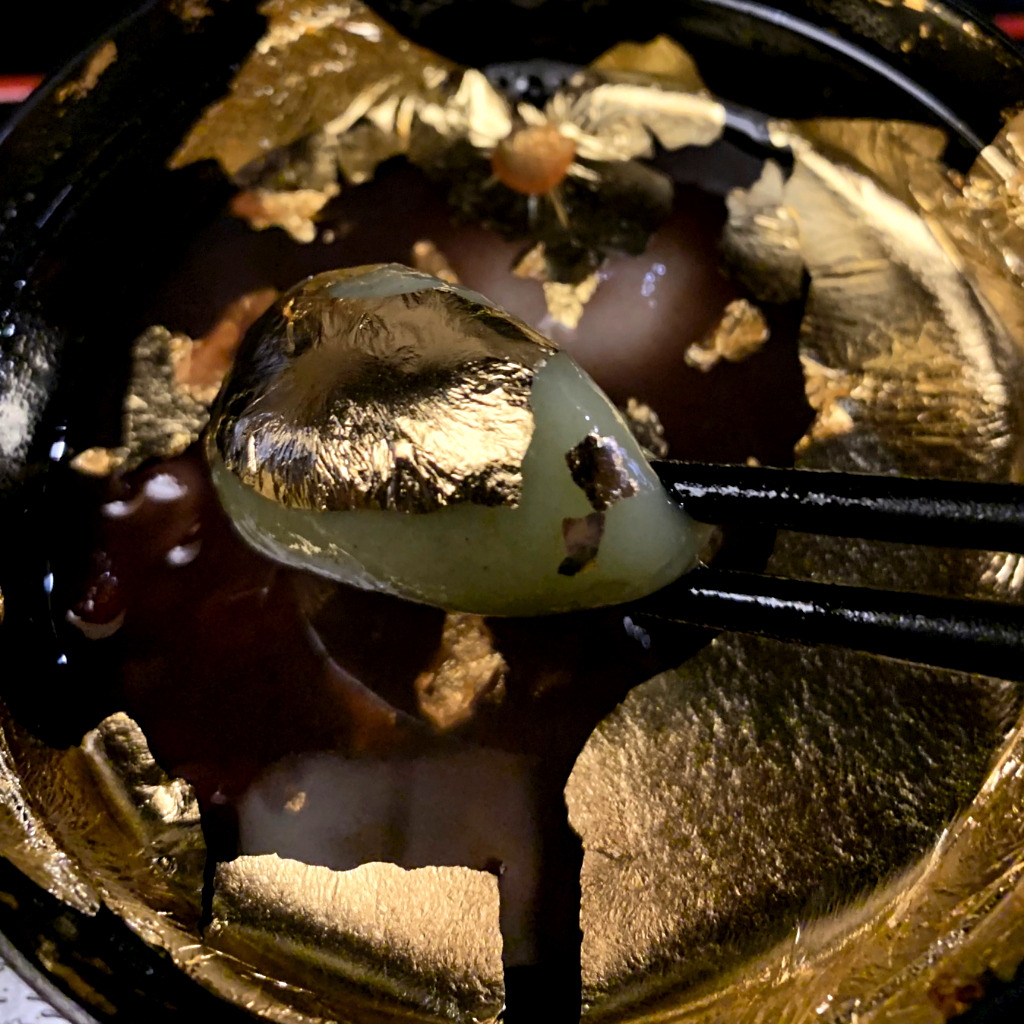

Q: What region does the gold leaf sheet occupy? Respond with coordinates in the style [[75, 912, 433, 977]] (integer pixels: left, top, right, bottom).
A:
[[0, 703, 98, 916], [414, 613, 507, 732], [569, 115, 1024, 1020], [572, 686, 1024, 1023], [568, 637, 1019, 1018], [209, 855, 503, 1024], [721, 159, 804, 304], [2, 713, 206, 941], [210, 267, 554, 514], [170, 0, 456, 180], [590, 36, 709, 93], [0, 711, 395, 1024], [767, 117, 1022, 600]]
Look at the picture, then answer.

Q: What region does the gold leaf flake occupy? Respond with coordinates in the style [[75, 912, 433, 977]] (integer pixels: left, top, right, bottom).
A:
[[512, 243, 603, 326], [230, 184, 339, 243], [567, 79, 726, 161], [620, 397, 669, 458], [56, 41, 117, 102], [69, 446, 127, 477], [414, 613, 507, 731], [590, 35, 707, 92], [684, 297, 770, 371], [796, 355, 857, 450], [119, 326, 213, 471], [541, 274, 600, 329]]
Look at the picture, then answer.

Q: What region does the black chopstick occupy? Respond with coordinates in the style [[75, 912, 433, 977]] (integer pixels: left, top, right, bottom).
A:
[[632, 567, 1024, 682], [654, 461, 1024, 553], [639, 462, 1024, 680]]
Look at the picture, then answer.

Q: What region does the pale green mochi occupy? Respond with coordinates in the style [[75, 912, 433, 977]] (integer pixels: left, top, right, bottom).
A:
[[208, 267, 702, 615], [211, 351, 699, 615]]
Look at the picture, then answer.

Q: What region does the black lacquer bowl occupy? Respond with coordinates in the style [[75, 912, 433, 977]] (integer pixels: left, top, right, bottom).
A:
[[2, 1, 1024, 1021]]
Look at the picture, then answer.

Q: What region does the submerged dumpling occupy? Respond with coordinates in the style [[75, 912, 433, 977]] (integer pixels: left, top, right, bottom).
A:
[[207, 264, 700, 614]]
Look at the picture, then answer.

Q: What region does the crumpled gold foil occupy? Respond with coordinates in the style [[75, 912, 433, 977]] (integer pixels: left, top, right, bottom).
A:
[[721, 159, 805, 304], [171, 0, 455, 182], [210, 266, 555, 513], [3, 712, 207, 938], [590, 35, 709, 93], [570, 115, 1024, 1021], [174, 0, 454, 239], [208, 855, 504, 1024], [174, 4, 723, 266], [409, 55, 723, 267], [0, 702, 98, 915]]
